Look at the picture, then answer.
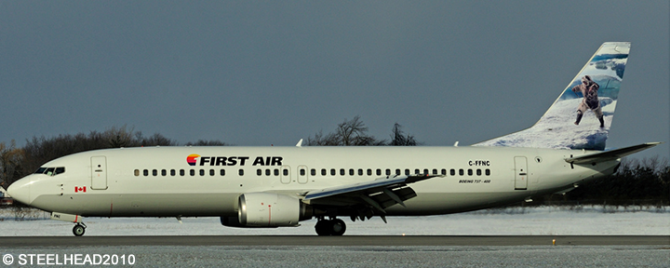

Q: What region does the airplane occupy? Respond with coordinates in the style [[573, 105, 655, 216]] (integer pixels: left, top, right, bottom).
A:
[[8, 42, 660, 236]]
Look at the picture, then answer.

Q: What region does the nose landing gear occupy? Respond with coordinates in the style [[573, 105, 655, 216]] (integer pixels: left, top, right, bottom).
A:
[[72, 223, 87, 237], [315, 218, 346, 236]]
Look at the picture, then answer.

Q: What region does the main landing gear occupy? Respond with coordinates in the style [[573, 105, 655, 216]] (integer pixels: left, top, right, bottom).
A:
[[72, 223, 87, 237], [315, 218, 346, 236]]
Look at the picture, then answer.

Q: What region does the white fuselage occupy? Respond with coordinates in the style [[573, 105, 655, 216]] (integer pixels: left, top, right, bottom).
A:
[[10, 146, 618, 219]]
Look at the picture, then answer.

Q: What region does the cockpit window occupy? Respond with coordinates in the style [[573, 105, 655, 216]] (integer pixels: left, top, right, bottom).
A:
[[34, 166, 66, 176], [54, 167, 65, 175]]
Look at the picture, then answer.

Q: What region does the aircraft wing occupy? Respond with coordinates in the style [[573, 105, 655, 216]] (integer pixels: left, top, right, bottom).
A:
[[565, 142, 661, 164], [303, 174, 440, 220]]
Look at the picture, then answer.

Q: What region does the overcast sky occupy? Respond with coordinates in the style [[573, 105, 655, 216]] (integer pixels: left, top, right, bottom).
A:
[[1, 1, 668, 160]]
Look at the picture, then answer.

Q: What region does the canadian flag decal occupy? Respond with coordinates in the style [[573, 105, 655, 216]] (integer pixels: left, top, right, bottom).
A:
[[74, 186, 87, 193]]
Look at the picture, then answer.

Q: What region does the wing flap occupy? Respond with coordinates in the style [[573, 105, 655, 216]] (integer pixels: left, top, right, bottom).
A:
[[304, 174, 436, 201], [304, 174, 439, 209]]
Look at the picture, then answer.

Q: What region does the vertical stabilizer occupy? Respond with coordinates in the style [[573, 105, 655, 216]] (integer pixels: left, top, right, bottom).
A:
[[475, 42, 630, 150]]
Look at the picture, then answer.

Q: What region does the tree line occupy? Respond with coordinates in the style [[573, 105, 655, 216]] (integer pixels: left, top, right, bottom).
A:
[[558, 157, 669, 205]]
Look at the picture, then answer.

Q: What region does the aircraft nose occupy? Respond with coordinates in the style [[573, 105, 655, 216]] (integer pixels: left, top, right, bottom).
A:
[[7, 177, 32, 205]]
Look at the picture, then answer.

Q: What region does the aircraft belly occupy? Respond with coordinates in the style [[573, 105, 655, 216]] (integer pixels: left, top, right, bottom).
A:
[[31, 193, 240, 217]]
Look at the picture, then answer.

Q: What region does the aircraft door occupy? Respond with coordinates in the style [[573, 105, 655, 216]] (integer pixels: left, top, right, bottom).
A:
[[91, 156, 108, 190], [297, 165, 308, 184], [280, 166, 291, 184], [514, 156, 528, 190]]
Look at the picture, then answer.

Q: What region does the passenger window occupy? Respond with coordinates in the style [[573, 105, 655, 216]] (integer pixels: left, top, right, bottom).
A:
[[161, 169, 167, 176], [405, 169, 410, 176], [376, 169, 381, 176], [468, 169, 473, 176], [180, 169, 185, 176], [257, 169, 262, 176], [152, 169, 158, 176], [283, 169, 289, 176], [423, 169, 429, 175], [134, 169, 140, 176], [450, 169, 456, 176], [220, 169, 226, 176], [331, 169, 336, 176], [311, 169, 316, 176], [358, 169, 363, 176], [340, 169, 345, 176], [190, 169, 195, 176], [459, 169, 464, 176], [415, 169, 420, 175], [170, 169, 176, 176], [485, 169, 491, 176], [266, 169, 272, 176], [385, 169, 390, 176], [432, 169, 438, 175], [239, 169, 244, 176], [274, 169, 279, 176], [476, 169, 482, 176], [210, 169, 215, 176], [395, 169, 401, 176], [349, 169, 354, 176], [321, 169, 327, 176], [144, 169, 149, 176], [367, 169, 372, 176], [441, 169, 447, 175], [300, 169, 306, 176], [200, 169, 205, 176]]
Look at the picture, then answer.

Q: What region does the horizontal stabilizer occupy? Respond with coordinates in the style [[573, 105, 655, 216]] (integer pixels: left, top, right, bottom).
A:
[[565, 142, 661, 164]]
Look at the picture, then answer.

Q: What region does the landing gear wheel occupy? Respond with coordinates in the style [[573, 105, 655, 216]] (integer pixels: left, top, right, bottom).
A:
[[330, 219, 346, 236], [72, 224, 86, 237], [314, 219, 347, 236], [315, 220, 330, 236]]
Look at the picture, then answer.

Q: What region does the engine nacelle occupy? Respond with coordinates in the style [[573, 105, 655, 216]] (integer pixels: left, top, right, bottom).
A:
[[237, 192, 311, 227]]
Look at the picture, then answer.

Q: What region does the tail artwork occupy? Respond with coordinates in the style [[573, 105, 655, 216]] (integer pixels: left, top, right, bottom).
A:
[[475, 42, 630, 151]]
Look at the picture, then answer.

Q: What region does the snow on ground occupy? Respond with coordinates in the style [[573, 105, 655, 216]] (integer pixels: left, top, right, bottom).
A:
[[1, 206, 668, 236]]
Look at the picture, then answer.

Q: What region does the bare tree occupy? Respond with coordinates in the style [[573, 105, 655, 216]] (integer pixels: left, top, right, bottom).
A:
[[389, 123, 417, 146], [107, 125, 136, 148], [0, 141, 25, 186], [186, 140, 227, 146], [308, 116, 384, 146]]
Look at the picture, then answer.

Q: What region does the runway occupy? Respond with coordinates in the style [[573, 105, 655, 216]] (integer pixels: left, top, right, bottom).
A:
[[2, 235, 669, 247], [2, 236, 668, 267]]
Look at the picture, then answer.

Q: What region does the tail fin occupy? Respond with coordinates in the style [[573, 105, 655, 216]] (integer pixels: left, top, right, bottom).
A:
[[474, 42, 630, 150]]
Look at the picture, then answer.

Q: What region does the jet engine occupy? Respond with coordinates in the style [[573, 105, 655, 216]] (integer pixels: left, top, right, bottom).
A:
[[221, 192, 312, 228]]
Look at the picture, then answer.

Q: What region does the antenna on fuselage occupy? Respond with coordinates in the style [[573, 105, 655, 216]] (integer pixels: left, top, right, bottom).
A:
[[454, 141, 459, 147], [296, 139, 303, 147]]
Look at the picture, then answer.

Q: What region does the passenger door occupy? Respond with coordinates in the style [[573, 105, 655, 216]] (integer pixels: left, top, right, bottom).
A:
[[514, 156, 528, 190], [280, 166, 291, 184], [91, 156, 108, 190]]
